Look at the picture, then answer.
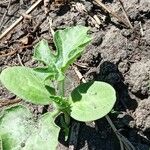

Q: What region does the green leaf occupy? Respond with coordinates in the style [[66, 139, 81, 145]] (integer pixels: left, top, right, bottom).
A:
[[50, 95, 70, 110], [33, 39, 63, 81], [34, 65, 64, 82], [0, 136, 2, 150], [0, 66, 53, 104], [54, 25, 92, 72], [33, 26, 91, 81], [33, 66, 58, 81], [33, 39, 56, 65], [0, 105, 60, 150], [70, 81, 116, 122]]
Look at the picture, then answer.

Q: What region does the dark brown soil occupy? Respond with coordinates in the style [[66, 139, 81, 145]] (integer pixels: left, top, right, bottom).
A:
[[0, 0, 150, 149]]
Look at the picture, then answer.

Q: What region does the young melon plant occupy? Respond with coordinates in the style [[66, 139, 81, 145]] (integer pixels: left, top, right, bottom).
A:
[[0, 26, 116, 150]]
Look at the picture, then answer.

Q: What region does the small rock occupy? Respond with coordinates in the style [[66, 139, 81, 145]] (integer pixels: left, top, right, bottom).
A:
[[125, 60, 150, 96], [134, 98, 150, 132]]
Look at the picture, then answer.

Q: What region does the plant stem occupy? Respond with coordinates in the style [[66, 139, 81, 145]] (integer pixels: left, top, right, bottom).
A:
[[51, 109, 61, 119], [64, 111, 71, 125], [58, 80, 65, 97], [105, 115, 135, 150], [105, 115, 124, 150], [57, 79, 71, 125]]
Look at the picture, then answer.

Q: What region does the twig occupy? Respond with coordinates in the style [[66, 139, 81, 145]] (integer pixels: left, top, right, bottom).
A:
[[117, 132, 136, 150], [73, 65, 136, 150], [0, 0, 43, 40], [48, 17, 54, 37], [17, 54, 24, 66], [73, 66, 86, 83], [0, 49, 18, 57], [74, 62, 88, 69], [105, 115, 125, 150], [93, 0, 130, 28], [0, 99, 22, 108], [0, 44, 33, 57], [118, 0, 133, 29], [73, 2, 101, 28], [139, 21, 144, 36], [93, 15, 102, 26], [0, 0, 12, 32], [20, 44, 33, 48]]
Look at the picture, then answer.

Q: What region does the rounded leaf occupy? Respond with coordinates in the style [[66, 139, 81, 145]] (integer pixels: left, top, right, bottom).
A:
[[70, 81, 116, 122], [0, 105, 60, 150], [0, 66, 52, 104]]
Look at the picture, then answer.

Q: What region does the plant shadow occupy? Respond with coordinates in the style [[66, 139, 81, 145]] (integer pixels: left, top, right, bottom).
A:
[[80, 61, 149, 150], [95, 61, 138, 111], [71, 81, 94, 102], [57, 61, 150, 150]]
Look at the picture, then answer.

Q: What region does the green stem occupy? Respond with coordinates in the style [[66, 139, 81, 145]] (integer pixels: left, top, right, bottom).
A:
[[63, 111, 71, 125], [58, 80, 65, 97], [57, 79, 70, 125], [51, 109, 61, 119]]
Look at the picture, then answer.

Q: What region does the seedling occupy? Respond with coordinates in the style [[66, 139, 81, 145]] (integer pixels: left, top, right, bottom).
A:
[[0, 26, 116, 150]]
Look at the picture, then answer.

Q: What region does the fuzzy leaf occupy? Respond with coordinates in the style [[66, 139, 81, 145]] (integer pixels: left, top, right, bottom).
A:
[[50, 95, 70, 110], [33, 66, 58, 81], [0, 105, 60, 150], [33, 39, 62, 80], [33, 26, 91, 81], [34, 65, 64, 82], [54, 26, 92, 72], [70, 81, 116, 122], [0, 66, 53, 104], [33, 39, 56, 65]]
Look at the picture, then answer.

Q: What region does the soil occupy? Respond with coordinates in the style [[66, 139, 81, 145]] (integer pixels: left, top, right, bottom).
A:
[[0, 0, 150, 150]]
